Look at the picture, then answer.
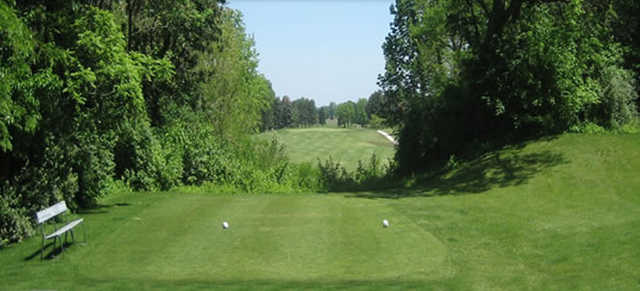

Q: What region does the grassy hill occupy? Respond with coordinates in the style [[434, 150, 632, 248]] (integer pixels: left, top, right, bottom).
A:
[[258, 127, 396, 170], [1, 133, 639, 290]]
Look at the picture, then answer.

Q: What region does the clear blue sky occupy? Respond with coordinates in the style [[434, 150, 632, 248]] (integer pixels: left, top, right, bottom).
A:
[[227, 0, 394, 107]]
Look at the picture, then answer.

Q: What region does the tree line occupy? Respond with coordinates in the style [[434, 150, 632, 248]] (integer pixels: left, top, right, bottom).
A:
[[261, 91, 388, 130], [378, 0, 639, 174]]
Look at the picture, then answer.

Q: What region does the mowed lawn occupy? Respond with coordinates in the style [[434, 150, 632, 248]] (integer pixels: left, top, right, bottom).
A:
[[258, 127, 395, 170], [1, 193, 445, 290], [1, 133, 640, 290]]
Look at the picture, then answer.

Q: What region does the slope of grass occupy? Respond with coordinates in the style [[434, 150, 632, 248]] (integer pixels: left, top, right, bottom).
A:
[[258, 127, 396, 170], [1, 133, 639, 290], [352, 133, 640, 289]]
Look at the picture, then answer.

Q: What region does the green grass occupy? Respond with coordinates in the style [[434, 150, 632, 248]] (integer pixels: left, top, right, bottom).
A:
[[258, 127, 396, 170], [0, 192, 444, 290], [2, 133, 640, 290]]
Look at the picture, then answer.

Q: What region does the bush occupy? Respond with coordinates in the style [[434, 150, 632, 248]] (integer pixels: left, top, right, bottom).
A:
[[291, 162, 322, 191], [0, 186, 34, 245], [597, 65, 639, 128], [219, 137, 323, 193], [318, 153, 393, 192], [71, 132, 115, 208], [116, 121, 183, 191], [569, 122, 606, 134], [355, 153, 383, 184], [368, 114, 386, 129], [318, 156, 353, 192], [0, 136, 81, 244]]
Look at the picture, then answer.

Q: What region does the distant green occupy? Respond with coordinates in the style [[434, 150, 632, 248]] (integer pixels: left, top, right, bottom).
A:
[[2, 133, 639, 290], [258, 127, 396, 170]]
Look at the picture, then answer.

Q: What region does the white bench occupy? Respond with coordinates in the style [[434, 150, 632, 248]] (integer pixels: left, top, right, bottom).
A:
[[35, 201, 86, 259]]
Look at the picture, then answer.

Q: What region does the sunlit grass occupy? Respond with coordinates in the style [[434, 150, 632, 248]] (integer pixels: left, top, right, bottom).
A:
[[258, 127, 396, 170]]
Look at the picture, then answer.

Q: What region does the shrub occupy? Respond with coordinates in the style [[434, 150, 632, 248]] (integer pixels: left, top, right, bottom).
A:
[[318, 156, 354, 192], [597, 65, 639, 128], [355, 153, 383, 183], [291, 162, 322, 191], [318, 153, 394, 192], [116, 121, 183, 191], [569, 122, 606, 134], [0, 186, 34, 245], [368, 114, 386, 129], [71, 132, 116, 208]]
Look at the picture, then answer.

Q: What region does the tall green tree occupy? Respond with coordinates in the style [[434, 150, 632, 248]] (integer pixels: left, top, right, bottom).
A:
[[121, 0, 227, 126], [0, 2, 40, 153], [355, 98, 369, 126], [2, 1, 171, 215], [609, 0, 640, 103], [336, 101, 356, 128], [195, 8, 272, 138], [318, 106, 328, 125], [365, 90, 386, 119], [328, 102, 337, 119], [380, 0, 638, 174], [279, 96, 294, 129], [291, 97, 318, 127]]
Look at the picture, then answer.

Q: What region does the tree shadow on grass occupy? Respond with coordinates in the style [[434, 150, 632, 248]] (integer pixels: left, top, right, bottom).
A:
[[345, 150, 567, 199]]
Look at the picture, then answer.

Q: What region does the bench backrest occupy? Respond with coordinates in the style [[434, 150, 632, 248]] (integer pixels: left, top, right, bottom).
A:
[[35, 201, 68, 224]]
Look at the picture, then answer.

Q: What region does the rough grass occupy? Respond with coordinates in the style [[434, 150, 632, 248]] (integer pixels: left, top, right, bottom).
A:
[[258, 127, 396, 170], [1, 133, 640, 290]]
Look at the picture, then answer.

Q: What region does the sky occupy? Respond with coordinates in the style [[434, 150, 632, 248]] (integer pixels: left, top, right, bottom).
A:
[[227, 0, 395, 107]]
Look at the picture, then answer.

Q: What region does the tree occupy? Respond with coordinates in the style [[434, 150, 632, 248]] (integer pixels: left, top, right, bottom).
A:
[[366, 90, 387, 120], [609, 0, 640, 104], [279, 96, 294, 129], [195, 8, 272, 138], [1, 2, 170, 212], [355, 98, 369, 126], [318, 106, 328, 125], [292, 97, 318, 127], [120, 0, 227, 126], [328, 102, 337, 119], [0, 2, 40, 152], [379, 0, 638, 174], [336, 101, 356, 128]]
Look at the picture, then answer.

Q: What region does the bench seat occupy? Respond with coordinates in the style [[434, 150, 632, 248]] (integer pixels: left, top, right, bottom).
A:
[[44, 218, 84, 240]]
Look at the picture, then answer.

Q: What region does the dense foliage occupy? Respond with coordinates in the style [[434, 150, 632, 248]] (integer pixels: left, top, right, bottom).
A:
[[379, 0, 639, 174], [0, 0, 306, 245]]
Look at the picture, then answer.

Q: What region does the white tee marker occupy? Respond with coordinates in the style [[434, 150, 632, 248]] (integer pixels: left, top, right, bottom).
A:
[[222, 221, 229, 229], [382, 219, 390, 228]]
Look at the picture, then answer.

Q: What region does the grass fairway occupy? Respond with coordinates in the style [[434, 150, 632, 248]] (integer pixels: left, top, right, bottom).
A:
[[258, 127, 395, 170], [2, 133, 640, 290]]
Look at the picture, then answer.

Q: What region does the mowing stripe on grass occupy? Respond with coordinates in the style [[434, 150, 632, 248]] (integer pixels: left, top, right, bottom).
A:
[[25, 193, 449, 287]]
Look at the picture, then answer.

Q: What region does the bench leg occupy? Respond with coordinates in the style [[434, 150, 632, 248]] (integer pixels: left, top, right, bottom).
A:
[[51, 237, 57, 258], [83, 222, 87, 244], [41, 236, 45, 260]]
